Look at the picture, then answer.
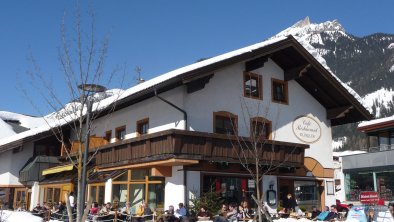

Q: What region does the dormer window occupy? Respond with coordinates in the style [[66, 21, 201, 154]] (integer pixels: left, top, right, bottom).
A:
[[244, 72, 262, 99]]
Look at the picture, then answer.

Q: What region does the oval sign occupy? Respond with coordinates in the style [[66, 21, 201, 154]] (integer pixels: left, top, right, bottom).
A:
[[292, 116, 321, 144]]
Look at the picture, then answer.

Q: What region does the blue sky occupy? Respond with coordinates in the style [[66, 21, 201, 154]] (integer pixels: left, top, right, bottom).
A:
[[1, 0, 394, 116]]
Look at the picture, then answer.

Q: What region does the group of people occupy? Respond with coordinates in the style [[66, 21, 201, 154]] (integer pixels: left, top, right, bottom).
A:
[[157, 203, 188, 222], [212, 201, 254, 222], [31, 201, 67, 221], [88, 201, 154, 222]]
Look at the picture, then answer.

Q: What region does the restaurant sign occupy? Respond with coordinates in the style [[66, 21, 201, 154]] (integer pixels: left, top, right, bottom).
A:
[[359, 191, 380, 204], [292, 116, 321, 144]]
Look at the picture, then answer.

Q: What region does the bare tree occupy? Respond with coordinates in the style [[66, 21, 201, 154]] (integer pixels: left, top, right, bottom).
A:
[[230, 98, 301, 222], [19, 4, 128, 222]]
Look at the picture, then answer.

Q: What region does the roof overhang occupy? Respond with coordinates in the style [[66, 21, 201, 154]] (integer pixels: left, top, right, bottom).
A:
[[0, 36, 372, 153], [102, 36, 372, 126]]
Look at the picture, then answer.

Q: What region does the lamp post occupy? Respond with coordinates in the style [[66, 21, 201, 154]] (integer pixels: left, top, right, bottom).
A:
[[78, 83, 106, 220]]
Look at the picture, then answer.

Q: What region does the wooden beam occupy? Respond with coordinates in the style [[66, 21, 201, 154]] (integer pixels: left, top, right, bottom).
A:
[[327, 105, 353, 120], [245, 56, 268, 72], [184, 74, 214, 93], [284, 64, 311, 81], [97, 158, 199, 172]]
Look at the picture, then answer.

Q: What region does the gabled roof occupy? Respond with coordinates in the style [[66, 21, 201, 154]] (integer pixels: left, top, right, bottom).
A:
[[0, 35, 372, 154]]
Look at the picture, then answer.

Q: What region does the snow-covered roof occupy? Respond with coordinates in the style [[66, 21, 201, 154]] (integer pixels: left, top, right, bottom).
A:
[[0, 21, 371, 151], [333, 150, 367, 157], [358, 115, 394, 129]]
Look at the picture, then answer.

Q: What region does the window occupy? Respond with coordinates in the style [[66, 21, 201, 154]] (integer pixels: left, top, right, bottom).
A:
[[105, 130, 112, 142], [214, 111, 238, 135], [244, 72, 262, 99], [137, 118, 149, 136], [272, 78, 288, 104], [112, 169, 164, 210], [250, 117, 272, 140], [115, 126, 126, 141]]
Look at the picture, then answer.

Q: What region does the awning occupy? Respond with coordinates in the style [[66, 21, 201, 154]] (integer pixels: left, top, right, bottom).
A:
[[42, 164, 74, 176]]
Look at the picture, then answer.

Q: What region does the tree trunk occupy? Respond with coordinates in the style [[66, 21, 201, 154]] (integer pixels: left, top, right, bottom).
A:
[[252, 194, 273, 222], [82, 198, 92, 222], [77, 169, 82, 222], [65, 192, 74, 222]]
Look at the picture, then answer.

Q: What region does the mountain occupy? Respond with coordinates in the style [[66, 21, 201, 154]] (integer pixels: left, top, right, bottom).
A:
[[276, 17, 394, 150]]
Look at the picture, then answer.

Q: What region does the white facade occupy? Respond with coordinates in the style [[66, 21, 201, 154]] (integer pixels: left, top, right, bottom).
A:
[[0, 142, 34, 186], [85, 58, 333, 170]]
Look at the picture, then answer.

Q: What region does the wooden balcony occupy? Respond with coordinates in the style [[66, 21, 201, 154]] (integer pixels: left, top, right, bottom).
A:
[[95, 129, 308, 169], [62, 136, 108, 156]]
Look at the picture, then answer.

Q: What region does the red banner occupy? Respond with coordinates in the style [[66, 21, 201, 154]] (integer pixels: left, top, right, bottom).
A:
[[359, 191, 380, 204]]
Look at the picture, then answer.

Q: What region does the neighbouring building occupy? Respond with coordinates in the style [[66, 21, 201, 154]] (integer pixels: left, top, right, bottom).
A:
[[336, 116, 394, 203], [0, 35, 371, 212]]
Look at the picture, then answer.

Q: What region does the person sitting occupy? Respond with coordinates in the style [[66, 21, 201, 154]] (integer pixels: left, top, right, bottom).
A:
[[121, 202, 132, 214], [158, 205, 177, 222], [175, 203, 187, 219], [32, 203, 43, 213], [238, 201, 252, 219], [90, 202, 99, 215], [226, 203, 238, 222], [310, 206, 321, 219], [136, 203, 145, 216], [314, 206, 329, 221], [213, 204, 228, 222], [324, 205, 338, 221], [197, 206, 211, 221]]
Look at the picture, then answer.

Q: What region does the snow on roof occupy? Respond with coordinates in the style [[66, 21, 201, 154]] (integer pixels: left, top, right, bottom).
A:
[[0, 118, 16, 139], [0, 19, 366, 148], [0, 111, 46, 129], [271, 18, 365, 107], [358, 115, 394, 128], [333, 150, 367, 157]]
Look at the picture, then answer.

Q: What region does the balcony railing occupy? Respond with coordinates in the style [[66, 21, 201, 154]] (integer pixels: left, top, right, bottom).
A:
[[62, 136, 108, 156], [94, 129, 308, 169], [365, 144, 394, 153]]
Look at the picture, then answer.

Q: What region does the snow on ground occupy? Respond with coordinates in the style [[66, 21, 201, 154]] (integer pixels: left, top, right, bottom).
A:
[[0, 210, 43, 222], [274, 218, 313, 222], [361, 87, 394, 117], [332, 136, 347, 150]]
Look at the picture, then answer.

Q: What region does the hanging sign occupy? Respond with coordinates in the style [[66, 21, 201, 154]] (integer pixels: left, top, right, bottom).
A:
[[359, 191, 380, 204], [292, 116, 321, 144]]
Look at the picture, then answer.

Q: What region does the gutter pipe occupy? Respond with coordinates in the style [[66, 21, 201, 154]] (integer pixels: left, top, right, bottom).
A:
[[154, 89, 188, 130]]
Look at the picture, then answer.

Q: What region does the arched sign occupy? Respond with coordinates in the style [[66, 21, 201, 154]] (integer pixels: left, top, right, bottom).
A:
[[292, 116, 321, 144]]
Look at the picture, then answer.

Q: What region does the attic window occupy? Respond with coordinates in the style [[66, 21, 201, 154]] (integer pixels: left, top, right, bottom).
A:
[[244, 72, 262, 99], [272, 78, 288, 104]]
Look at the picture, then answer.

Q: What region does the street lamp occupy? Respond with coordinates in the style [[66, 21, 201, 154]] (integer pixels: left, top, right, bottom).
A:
[[78, 83, 106, 219]]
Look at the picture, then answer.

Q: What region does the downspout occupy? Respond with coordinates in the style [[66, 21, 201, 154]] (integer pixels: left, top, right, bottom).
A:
[[154, 89, 188, 130]]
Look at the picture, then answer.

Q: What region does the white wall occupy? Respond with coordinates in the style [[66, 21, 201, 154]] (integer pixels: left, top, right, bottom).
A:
[[0, 142, 34, 186], [186, 171, 200, 206], [75, 87, 185, 142], [324, 179, 336, 207], [74, 57, 334, 169], [164, 166, 185, 209], [184, 59, 333, 168]]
